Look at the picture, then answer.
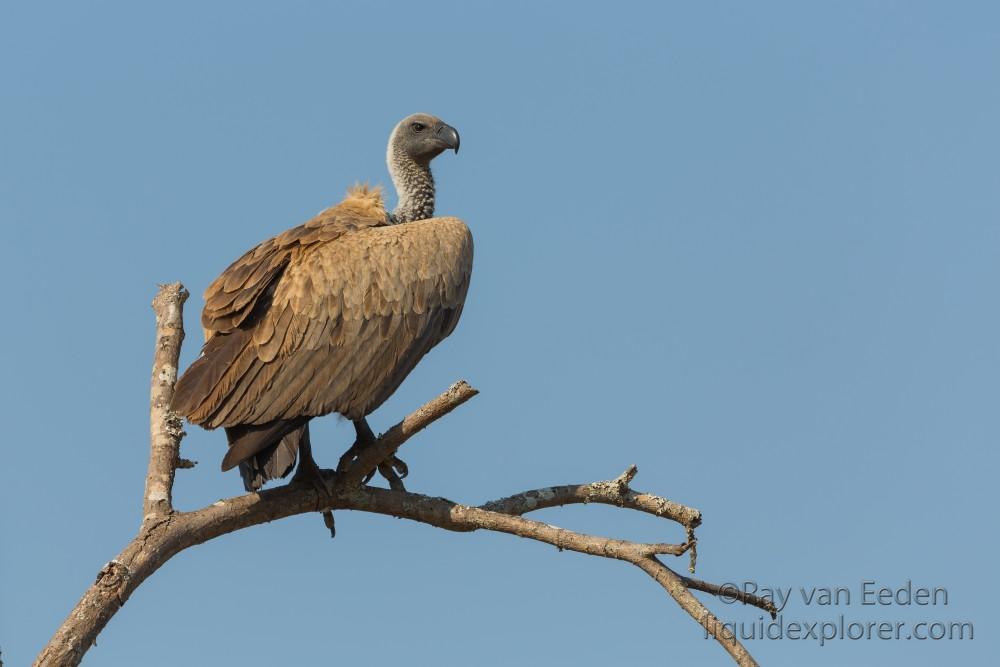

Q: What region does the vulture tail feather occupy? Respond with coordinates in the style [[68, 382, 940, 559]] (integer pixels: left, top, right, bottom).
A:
[[222, 417, 309, 477], [237, 424, 309, 492]]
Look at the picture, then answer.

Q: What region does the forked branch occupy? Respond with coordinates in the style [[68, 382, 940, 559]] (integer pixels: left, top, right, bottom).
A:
[[34, 284, 766, 667]]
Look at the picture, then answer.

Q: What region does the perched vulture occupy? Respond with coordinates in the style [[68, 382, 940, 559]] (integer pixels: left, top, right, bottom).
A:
[[172, 113, 471, 491]]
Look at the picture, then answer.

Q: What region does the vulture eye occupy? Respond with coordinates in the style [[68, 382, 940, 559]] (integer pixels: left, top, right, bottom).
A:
[[411, 122, 426, 132]]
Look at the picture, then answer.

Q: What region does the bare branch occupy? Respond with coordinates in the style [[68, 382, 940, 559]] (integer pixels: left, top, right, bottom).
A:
[[333, 487, 693, 560], [39, 283, 188, 667], [481, 464, 702, 529], [680, 574, 779, 618], [339, 379, 479, 487], [143, 283, 188, 522], [635, 557, 760, 667]]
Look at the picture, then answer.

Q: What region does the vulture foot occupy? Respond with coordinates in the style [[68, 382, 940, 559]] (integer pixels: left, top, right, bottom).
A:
[[291, 444, 337, 537], [291, 439, 336, 497], [338, 418, 410, 491], [374, 456, 408, 492]]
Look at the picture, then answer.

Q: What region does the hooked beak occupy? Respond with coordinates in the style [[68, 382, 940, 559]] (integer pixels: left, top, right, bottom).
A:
[[435, 123, 460, 154]]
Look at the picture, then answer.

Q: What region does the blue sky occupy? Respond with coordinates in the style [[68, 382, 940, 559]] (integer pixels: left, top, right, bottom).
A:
[[1, 1, 997, 665]]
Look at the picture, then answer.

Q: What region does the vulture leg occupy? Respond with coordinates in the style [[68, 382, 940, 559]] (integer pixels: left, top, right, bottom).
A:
[[337, 418, 409, 491], [291, 427, 334, 496], [291, 429, 336, 535]]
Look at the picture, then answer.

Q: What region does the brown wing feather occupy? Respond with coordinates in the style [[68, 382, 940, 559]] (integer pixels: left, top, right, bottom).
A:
[[175, 215, 472, 433], [198, 185, 390, 336], [173, 186, 389, 420]]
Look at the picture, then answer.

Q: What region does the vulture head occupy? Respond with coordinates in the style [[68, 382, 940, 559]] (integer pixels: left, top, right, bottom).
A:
[[389, 113, 460, 165], [387, 113, 460, 223]]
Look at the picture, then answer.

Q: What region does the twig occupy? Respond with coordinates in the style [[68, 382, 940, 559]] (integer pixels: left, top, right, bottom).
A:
[[636, 557, 760, 667], [481, 465, 702, 529], [681, 574, 779, 618]]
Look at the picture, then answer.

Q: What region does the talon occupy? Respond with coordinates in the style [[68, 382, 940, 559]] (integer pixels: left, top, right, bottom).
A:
[[391, 456, 409, 479], [378, 460, 406, 492], [337, 442, 362, 473], [341, 418, 413, 489]]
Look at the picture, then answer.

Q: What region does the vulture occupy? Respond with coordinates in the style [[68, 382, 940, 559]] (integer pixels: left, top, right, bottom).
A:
[[172, 113, 471, 492]]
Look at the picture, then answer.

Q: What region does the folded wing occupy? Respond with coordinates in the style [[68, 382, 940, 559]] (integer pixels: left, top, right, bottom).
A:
[[172, 191, 473, 474]]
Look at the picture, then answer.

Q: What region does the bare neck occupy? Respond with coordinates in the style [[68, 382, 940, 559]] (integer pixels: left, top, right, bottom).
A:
[[388, 148, 435, 224]]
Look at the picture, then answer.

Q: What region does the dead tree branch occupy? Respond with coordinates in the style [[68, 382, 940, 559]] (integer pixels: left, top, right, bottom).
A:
[[143, 283, 188, 522], [34, 284, 766, 667], [339, 379, 479, 487]]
